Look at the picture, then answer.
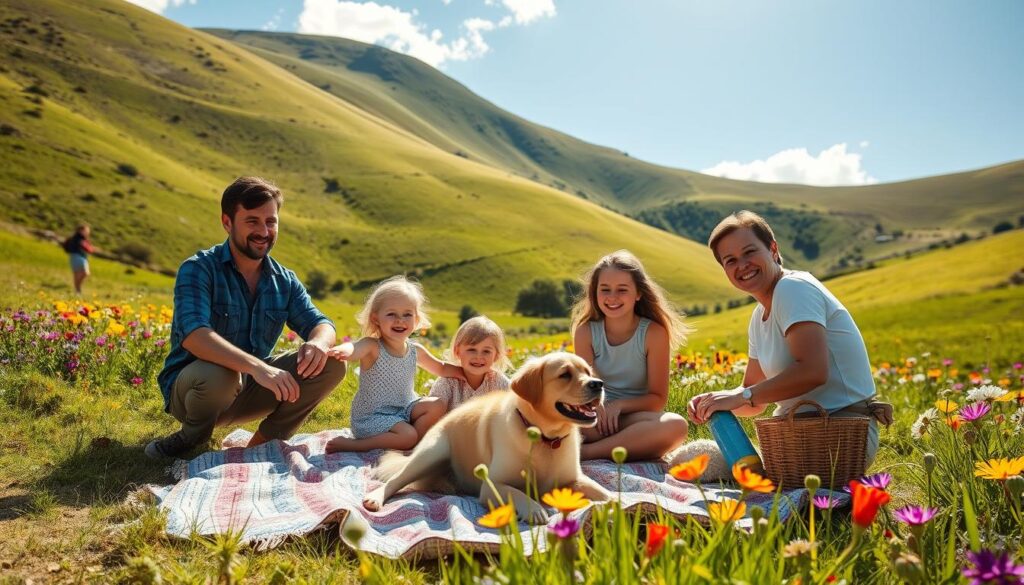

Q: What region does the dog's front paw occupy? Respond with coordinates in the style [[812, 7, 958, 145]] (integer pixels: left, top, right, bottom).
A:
[[363, 487, 386, 511], [519, 502, 549, 525]]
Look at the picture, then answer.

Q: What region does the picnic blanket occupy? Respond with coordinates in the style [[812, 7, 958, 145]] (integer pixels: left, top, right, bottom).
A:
[[147, 429, 849, 559]]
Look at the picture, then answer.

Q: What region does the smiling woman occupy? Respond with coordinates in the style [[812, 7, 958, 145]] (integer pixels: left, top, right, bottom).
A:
[[688, 210, 893, 467]]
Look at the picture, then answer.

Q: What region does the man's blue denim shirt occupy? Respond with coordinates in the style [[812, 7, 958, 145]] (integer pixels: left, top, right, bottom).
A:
[[157, 240, 334, 410]]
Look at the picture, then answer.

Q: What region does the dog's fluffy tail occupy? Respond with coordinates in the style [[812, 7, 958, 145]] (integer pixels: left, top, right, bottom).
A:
[[372, 450, 410, 481]]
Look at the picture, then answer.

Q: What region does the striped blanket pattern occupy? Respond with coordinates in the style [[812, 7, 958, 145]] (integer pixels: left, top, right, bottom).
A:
[[148, 429, 846, 559]]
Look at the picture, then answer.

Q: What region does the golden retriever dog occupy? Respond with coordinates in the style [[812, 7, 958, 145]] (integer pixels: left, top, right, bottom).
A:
[[362, 352, 612, 523]]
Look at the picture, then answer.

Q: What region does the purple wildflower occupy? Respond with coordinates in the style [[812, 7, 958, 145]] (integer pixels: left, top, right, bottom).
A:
[[893, 505, 938, 526], [861, 472, 892, 490], [962, 549, 1024, 585], [155, 339, 167, 348], [131, 376, 144, 386], [548, 517, 580, 539], [943, 358, 954, 367], [954, 383, 965, 391], [95, 335, 107, 347], [843, 472, 892, 493], [812, 495, 837, 509], [960, 402, 991, 422]]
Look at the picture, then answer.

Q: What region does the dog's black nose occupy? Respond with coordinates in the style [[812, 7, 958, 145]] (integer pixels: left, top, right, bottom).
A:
[[587, 379, 603, 390]]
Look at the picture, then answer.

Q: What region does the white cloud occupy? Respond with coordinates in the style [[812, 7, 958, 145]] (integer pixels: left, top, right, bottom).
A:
[[297, 0, 495, 67], [124, 0, 196, 14], [701, 143, 877, 186], [501, 0, 556, 24], [261, 8, 285, 32], [859, 140, 870, 149]]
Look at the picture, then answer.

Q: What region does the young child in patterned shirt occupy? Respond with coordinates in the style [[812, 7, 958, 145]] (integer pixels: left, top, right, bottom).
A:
[[325, 276, 464, 452], [429, 316, 511, 412]]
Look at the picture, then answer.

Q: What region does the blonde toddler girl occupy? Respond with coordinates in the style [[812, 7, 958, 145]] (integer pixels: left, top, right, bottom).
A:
[[429, 316, 511, 411], [326, 276, 463, 453]]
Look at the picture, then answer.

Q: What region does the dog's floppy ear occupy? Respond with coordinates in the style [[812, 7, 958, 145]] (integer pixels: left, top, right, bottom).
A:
[[511, 357, 545, 404]]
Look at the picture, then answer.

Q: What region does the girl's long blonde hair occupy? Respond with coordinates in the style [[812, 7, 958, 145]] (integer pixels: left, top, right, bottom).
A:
[[444, 315, 512, 373], [356, 275, 432, 338], [570, 250, 691, 350]]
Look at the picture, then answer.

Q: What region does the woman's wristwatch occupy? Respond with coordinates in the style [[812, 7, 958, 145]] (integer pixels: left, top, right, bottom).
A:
[[741, 387, 754, 407]]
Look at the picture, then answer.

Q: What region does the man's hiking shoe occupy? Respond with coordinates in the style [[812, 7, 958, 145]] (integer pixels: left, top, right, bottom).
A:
[[145, 431, 195, 459]]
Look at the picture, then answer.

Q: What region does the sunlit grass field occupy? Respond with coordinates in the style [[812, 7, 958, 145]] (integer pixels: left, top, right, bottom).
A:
[[2, 224, 1023, 582]]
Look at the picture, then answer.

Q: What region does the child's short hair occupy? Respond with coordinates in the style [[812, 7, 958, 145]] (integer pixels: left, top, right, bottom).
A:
[[444, 316, 512, 373], [570, 250, 692, 350], [356, 275, 432, 338]]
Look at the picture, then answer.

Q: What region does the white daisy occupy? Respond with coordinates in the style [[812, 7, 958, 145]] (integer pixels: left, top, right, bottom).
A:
[[966, 385, 1006, 403], [911, 408, 940, 440]]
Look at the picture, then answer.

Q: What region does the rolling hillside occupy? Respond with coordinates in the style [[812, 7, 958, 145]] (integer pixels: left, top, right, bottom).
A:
[[0, 0, 737, 311], [209, 30, 1024, 272]]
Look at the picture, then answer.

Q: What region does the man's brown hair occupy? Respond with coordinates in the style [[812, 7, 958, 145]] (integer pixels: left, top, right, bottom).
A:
[[221, 176, 283, 220], [707, 210, 783, 266]]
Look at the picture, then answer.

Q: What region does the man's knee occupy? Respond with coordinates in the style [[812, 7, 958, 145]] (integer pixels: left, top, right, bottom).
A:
[[318, 357, 347, 384], [298, 358, 346, 403], [177, 361, 241, 413]]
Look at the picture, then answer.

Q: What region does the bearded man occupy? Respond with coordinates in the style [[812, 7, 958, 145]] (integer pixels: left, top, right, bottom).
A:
[[147, 176, 345, 458]]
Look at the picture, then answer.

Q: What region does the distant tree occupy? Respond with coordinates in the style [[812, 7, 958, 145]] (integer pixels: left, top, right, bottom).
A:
[[714, 303, 722, 314], [993, 221, 1014, 235], [116, 163, 138, 177], [515, 279, 567, 317], [562, 279, 584, 309], [306, 270, 329, 299], [330, 280, 346, 293], [458, 304, 479, 324], [1018, 215, 1024, 228]]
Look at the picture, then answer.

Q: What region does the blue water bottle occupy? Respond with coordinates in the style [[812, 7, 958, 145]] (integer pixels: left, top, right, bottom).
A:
[[708, 411, 764, 474]]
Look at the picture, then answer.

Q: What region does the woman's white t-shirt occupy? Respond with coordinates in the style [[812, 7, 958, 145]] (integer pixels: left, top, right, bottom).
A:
[[748, 270, 875, 415]]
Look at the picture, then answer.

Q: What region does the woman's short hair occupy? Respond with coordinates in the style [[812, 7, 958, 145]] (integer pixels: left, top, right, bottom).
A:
[[707, 210, 783, 266]]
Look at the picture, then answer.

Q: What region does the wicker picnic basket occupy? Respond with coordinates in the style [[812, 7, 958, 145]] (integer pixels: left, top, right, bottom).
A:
[[754, 400, 869, 489]]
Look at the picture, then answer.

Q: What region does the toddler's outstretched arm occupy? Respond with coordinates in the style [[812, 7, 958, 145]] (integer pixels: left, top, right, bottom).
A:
[[414, 343, 467, 381], [327, 338, 374, 362]]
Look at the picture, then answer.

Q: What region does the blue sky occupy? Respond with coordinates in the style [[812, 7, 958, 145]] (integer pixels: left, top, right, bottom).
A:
[[133, 0, 1024, 186]]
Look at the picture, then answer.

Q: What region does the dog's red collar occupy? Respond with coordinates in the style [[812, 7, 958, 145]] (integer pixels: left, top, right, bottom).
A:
[[515, 409, 569, 449]]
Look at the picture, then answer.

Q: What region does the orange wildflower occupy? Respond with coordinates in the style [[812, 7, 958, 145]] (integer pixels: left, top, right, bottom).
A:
[[849, 481, 890, 530], [670, 454, 709, 482], [733, 463, 775, 494], [645, 523, 670, 557]]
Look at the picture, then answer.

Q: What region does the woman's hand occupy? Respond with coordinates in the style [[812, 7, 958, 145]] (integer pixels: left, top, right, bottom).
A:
[[687, 389, 745, 425], [596, 401, 623, 436]]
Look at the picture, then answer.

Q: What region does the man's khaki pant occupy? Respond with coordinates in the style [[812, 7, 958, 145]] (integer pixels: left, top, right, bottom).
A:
[[169, 350, 346, 446]]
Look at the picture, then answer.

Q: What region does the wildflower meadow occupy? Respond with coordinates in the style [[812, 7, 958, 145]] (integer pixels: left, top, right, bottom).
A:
[[1, 297, 1023, 584]]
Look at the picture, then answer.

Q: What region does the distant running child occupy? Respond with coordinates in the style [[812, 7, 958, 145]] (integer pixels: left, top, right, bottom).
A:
[[325, 276, 463, 452], [571, 250, 691, 461], [429, 316, 511, 412]]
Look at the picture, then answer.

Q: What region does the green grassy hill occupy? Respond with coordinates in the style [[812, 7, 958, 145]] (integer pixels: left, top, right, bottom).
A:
[[209, 30, 1024, 273], [0, 0, 738, 312]]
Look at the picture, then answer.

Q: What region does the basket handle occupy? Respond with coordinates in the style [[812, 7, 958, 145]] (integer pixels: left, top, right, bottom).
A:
[[785, 400, 829, 425]]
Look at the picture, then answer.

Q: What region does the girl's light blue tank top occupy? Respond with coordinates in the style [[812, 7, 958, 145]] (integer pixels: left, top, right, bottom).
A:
[[589, 318, 650, 402]]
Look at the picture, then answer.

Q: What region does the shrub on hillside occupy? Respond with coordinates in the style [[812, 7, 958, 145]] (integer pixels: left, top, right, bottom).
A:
[[458, 304, 478, 324], [993, 221, 1014, 235], [514, 279, 567, 318], [116, 163, 139, 177], [306, 270, 329, 299], [116, 242, 152, 264]]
